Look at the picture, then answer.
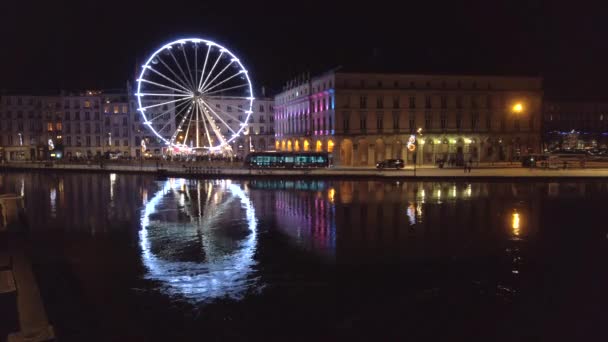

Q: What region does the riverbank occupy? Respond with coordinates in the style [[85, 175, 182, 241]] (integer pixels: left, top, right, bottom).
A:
[[2, 161, 608, 178]]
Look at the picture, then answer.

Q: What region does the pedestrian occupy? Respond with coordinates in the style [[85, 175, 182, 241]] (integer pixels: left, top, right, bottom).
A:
[[464, 163, 467, 173], [468, 160, 472, 173]]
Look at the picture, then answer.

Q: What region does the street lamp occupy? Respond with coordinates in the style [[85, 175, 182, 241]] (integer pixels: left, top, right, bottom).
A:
[[512, 102, 523, 114]]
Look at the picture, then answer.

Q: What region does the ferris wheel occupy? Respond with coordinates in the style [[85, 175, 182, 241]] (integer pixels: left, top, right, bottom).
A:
[[135, 38, 254, 154]]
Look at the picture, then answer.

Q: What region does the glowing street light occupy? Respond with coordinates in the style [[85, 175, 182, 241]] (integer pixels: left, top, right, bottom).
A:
[[512, 102, 524, 114]]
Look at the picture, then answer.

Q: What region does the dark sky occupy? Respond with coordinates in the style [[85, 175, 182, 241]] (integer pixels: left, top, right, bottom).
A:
[[1, 0, 607, 99]]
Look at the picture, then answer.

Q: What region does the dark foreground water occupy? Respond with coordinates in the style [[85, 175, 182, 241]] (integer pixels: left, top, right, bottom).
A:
[[1, 172, 608, 341]]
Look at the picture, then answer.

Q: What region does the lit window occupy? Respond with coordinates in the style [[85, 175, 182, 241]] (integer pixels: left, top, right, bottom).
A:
[[113, 105, 119, 114], [84, 100, 91, 108]]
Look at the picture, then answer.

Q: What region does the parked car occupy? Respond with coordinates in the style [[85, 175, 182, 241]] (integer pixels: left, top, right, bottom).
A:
[[376, 159, 405, 169]]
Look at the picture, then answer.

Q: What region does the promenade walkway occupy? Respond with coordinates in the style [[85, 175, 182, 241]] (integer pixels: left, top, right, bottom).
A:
[[2, 161, 608, 178]]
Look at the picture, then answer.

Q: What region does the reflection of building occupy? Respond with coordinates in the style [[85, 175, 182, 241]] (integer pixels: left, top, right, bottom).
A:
[[543, 101, 608, 150], [274, 70, 543, 165]]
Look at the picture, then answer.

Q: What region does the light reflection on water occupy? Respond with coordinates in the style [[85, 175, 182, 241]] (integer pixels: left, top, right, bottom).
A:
[[139, 178, 259, 302]]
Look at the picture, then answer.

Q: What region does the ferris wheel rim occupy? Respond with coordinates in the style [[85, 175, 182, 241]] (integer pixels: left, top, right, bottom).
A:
[[135, 37, 255, 152]]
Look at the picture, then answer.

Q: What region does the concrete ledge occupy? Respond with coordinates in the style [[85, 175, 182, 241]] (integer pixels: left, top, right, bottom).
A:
[[0, 270, 16, 294], [7, 325, 55, 342], [2, 162, 608, 179]]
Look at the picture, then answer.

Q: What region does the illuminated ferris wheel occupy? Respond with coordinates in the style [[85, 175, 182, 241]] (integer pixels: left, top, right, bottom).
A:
[[135, 38, 254, 154]]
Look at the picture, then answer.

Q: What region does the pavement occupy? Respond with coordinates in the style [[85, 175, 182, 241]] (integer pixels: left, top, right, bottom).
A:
[[2, 161, 608, 178]]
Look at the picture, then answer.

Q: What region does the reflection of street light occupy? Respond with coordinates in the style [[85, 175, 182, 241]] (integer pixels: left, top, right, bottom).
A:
[[512, 211, 521, 236]]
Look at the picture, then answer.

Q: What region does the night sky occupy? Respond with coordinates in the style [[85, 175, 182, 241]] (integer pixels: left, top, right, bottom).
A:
[[1, 0, 607, 99]]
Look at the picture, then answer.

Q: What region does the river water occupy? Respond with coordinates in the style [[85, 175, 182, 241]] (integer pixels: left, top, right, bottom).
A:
[[1, 172, 607, 341]]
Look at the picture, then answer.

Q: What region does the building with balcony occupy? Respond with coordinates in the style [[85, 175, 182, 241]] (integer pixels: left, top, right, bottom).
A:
[[274, 69, 543, 166]]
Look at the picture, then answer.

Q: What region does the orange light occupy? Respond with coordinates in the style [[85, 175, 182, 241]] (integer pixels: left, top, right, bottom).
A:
[[513, 103, 523, 113]]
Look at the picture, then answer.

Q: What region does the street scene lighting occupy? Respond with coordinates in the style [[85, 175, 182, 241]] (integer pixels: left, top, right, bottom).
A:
[[513, 102, 523, 113]]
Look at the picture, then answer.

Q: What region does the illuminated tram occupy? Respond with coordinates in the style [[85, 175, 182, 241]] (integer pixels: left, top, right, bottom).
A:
[[244, 152, 331, 168]]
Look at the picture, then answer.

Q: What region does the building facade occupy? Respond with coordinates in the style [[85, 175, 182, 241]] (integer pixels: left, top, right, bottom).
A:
[[543, 101, 608, 151], [275, 70, 543, 166], [0, 90, 275, 161]]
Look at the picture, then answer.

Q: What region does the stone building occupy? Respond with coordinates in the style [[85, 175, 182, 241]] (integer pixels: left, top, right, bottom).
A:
[[274, 69, 543, 166]]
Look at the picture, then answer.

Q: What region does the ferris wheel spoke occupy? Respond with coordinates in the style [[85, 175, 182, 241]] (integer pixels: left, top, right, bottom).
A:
[[203, 83, 249, 96], [182, 106, 196, 147], [197, 46, 211, 91], [156, 55, 195, 93], [170, 105, 193, 144], [136, 92, 192, 98], [147, 66, 193, 94], [204, 95, 254, 101], [199, 100, 238, 135], [201, 69, 242, 94], [155, 102, 191, 137], [145, 99, 190, 123], [198, 103, 214, 148], [200, 61, 235, 93], [137, 78, 191, 95], [167, 48, 196, 90], [199, 49, 224, 91], [200, 104, 228, 147], [194, 43, 198, 91], [139, 97, 191, 111], [202, 102, 248, 125], [181, 43, 197, 90]]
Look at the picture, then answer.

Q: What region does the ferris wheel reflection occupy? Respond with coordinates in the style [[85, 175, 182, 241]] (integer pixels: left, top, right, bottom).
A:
[[139, 178, 258, 302]]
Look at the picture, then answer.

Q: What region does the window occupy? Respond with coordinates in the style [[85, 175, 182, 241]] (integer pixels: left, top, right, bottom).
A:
[[472, 113, 479, 131], [376, 113, 383, 131], [47, 122, 54, 132], [376, 96, 383, 109], [94, 112, 100, 120], [425, 96, 431, 109], [122, 105, 128, 113], [113, 105, 119, 114], [409, 81, 415, 89], [456, 113, 462, 129], [104, 105, 110, 113], [440, 112, 447, 129], [472, 97, 478, 109], [66, 136, 71, 146], [238, 115, 243, 121], [359, 96, 367, 108], [359, 115, 367, 130], [486, 116, 492, 130], [456, 96, 462, 109], [394, 81, 399, 88], [95, 123, 100, 133], [409, 112, 415, 130], [269, 115, 274, 123], [123, 118, 127, 126], [124, 139, 128, 146], [424, 112, 432, 129], [65, 112, 71, 120], [514, 119, 520, 131], [486, 95, 493, 108], [392, 96, 400, 109], [392, 112, 399, 130], [17, 111, 23, 119], [343, 112, 350, 132], [84, 100, 91, 108], [409, 96, 416, 109], [95, 136, 100, 146], [360, 80, 365, 88], [216, 104, 221, 109], [86, 136, 91, 146], [441, 96, 447, 109], [85, 112, 90, 120], [227, 105, 232, 112], [260, 126, 265, 134], [259, 104, 264, 112], [75, 112, 81, 120], [377, 80, 382, 88]]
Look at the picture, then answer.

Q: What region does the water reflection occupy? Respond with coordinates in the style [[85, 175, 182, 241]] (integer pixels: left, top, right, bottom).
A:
[[139, 178, 258, 302]]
